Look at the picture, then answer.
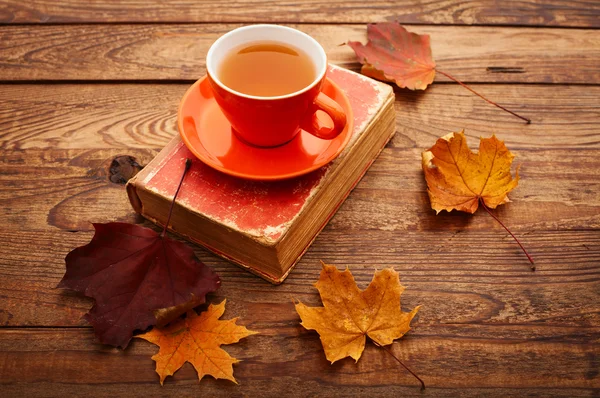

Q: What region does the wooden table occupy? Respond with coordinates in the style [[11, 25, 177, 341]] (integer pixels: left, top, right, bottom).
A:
[[1, 1, 599, 396]]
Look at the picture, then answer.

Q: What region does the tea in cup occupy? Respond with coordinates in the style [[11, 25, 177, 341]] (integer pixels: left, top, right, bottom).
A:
[[206, 24, 347, 148]]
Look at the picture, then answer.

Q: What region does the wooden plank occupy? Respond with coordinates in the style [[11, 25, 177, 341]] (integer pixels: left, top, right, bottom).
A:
[[0, 327, 598, 396], [1, 0, 599, 27], [1, 225, 599, 327], [1, 84, 598, 151], [1, 147, 599, 234], [0, 24, 598, 84], [0, 141, 598, 327]]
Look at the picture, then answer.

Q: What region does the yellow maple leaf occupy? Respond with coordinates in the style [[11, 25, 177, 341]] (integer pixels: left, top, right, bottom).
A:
[[422, 130, 519, 214], [295, 262, 420, 363], [137, 300, 257, 385]]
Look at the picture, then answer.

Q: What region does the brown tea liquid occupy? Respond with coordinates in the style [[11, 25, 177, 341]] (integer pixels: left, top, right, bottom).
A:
[[218, 41, 316, 97]]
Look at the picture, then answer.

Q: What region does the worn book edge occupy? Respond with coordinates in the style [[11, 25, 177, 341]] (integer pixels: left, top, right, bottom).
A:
[[127, 68, 395, 283]]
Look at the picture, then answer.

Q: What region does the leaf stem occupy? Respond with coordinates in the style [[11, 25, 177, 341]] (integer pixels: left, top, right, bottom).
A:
[[479, 198, 535, 270], [375, 342, 425, 391], [436, 69, 531, 124], [161, 159, 192, 238]]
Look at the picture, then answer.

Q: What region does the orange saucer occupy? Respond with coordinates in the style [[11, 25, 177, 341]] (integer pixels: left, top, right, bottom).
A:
[[178, 76, 353, 181]]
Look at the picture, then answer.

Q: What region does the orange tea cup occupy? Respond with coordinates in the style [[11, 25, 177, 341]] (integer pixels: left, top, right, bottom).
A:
[[206, 24, 347, 148]]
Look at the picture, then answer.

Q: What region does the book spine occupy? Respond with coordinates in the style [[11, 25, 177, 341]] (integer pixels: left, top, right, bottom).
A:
[[126, 181, 143, 215], [275, 93, 396, 282], [126, 136, 181, 217]]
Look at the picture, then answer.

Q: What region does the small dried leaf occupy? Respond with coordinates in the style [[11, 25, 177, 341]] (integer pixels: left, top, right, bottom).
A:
[[137, 300, 257, 385]]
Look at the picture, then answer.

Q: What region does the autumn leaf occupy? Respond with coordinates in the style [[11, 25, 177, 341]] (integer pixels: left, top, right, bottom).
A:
[[58, 159, 221, 348], [348, 23, 435, 90], [348, 22, 530, 123], [422, 130, 519, 214], [295, 262, 420, 363], [137, 300, 257, 385], [422, 131, 534, 268]]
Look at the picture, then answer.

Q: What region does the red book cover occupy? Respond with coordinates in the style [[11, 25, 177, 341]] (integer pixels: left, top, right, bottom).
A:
[[128, 65, 395, 283]]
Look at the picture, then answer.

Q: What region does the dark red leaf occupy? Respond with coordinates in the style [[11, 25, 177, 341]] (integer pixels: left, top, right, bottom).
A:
[[59, 222, 220, 348]]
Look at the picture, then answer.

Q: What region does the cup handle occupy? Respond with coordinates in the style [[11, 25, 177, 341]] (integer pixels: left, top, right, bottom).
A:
[[300, 92, 347, 140]]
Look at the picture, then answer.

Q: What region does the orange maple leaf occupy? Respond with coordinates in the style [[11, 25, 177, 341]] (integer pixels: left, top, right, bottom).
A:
[[422, 130, 519, 214], [137, 300, 256, 385], [295, 262, 420, 363], [348, 23, 436, 90]]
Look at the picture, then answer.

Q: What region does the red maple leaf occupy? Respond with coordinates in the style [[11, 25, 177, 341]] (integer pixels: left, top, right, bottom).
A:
[[58, 160, 220, 348], [348, 23, 436, 91], [347, 22, 530, 123]]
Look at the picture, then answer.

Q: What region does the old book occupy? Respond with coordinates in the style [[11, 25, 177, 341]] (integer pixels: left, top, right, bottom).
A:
[[127, 65, 395, 284]]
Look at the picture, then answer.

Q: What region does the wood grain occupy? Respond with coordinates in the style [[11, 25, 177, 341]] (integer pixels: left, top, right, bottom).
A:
[[0, 327, 598, 396], [0, 140, 598, 327], [1, 84, 599, 151], [1, 0, 599, 27], [1, 1, 600, 393], [1, 82, 597, 328], [1, 226, 599, 327], [1, 146, 599, 234], [1, 24, 599, 84]]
